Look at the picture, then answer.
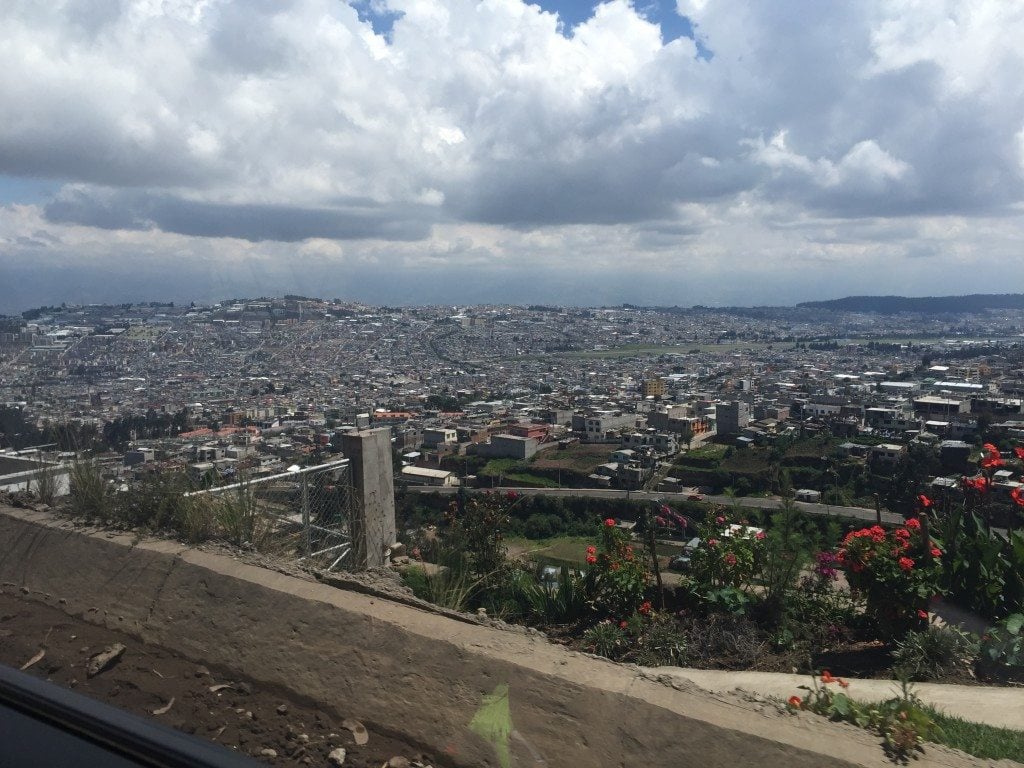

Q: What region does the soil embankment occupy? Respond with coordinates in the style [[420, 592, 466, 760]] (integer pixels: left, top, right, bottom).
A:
[[0, 506, 1007, 768]]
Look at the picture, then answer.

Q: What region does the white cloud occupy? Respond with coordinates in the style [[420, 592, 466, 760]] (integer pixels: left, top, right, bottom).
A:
[[2, 0, 1024, 305]]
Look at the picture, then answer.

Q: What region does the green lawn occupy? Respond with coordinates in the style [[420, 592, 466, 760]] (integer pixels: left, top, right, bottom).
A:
[[923, 707, 1024, 763], [506, 535, 594, 566]]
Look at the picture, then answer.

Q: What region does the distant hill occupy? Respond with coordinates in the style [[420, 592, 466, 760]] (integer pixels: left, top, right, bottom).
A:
[[796, 294, 1024, 314]]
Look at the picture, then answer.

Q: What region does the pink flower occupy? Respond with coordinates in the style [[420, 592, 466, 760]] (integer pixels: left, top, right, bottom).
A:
[[724, 553, 738, 566], [707, 538, 719, 548], [619, 620, 628, 629], [604, 518, 616, 527], [755, 530, 766, 540], [639, 600, 652, 616], [930, 547, 942, 558], [715, 515, 726, 525]]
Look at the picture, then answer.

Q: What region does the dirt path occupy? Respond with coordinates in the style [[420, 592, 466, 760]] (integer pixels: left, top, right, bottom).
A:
[[0, 593, 438, 768]]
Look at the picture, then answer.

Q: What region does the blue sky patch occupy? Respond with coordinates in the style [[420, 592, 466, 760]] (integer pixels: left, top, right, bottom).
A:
[[534, 0, 711, 56], [350, 0, 404, 41]]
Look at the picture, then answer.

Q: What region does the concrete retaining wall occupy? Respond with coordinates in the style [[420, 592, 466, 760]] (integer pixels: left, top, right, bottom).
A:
[[0, 508, 991, 768]]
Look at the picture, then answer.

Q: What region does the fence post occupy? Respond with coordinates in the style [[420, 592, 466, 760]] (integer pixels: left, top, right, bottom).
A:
[[301, 473, 311, 558]]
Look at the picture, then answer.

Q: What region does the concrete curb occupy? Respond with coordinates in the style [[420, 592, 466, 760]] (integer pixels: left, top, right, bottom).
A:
[[648, 668, 1024, 731]]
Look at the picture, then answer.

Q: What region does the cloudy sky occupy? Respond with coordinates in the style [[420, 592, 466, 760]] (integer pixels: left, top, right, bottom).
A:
[[3, 0, 1024, 312]]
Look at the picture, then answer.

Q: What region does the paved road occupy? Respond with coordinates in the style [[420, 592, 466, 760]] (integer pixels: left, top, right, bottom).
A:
[[404, 485, 902, 525]]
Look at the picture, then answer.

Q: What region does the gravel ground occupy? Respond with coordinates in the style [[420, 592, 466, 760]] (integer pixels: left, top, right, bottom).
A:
[[0, 592, 442, 768]]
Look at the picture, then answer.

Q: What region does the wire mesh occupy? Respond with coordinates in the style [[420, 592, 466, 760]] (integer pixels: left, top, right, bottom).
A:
[[186, 458, 357, 571]]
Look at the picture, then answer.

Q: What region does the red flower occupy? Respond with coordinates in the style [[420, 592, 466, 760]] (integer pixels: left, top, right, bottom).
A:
[[619, 620, 628, 629], [898, 556, 915, 571], [982, 443, 1005, 468], [755, 530, 766, 540], [715, 515, 726, 525], [905, 518, 921, 530], [639, 600, 652, 616], [604, 518, 616, 527], [917, 609, 928, 620], [1014, 446, 1024, 460], [787, 695, 802, 709], [586, 545, 597, 555], [505, 491, 520, 501], [917, 494, 933, 509], [1011, 486, 1024, 507], [820, 670, 835, 684], [724, 553, 738, 566], [894, 528, 910, 539], [962, 476, 990, 494], [930, 547, 942, 558], [586, 555, 597, 565], [707, 538, 719, 547]]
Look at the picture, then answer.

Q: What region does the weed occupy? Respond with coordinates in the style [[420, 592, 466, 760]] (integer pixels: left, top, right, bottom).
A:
[[583, 620, 626, 658], [31, 459, 60, 506], [631, 613, 688, 667], [793, 674, 943, 762], [401, 565, 479, 612], [68, 458, 113, 522], [213, 484, 270, 549]]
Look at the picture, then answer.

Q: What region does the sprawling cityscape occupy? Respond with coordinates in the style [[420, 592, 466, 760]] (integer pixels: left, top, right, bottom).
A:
[[2, 296, 1023, 504]]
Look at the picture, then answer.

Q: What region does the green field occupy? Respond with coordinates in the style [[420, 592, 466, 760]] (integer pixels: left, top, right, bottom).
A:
[[506, 535, 593, 565], [532, 442, 612, 472]]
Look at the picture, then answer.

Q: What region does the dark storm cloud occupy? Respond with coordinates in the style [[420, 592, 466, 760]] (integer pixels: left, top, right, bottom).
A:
[[44, 189, 435, 242]]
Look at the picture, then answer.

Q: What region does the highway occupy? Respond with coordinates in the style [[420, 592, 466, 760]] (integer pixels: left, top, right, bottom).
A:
[[404, 485, 903, 525]]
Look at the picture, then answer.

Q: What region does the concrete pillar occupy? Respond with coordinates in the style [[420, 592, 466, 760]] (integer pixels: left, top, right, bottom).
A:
[[341, 428, 396, 569]]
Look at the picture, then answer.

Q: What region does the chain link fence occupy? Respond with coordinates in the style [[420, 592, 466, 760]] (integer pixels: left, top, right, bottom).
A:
[[185, 458, 357, 571]]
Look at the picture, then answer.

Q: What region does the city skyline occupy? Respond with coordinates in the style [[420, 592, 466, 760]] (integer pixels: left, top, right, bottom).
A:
[[4, 1, 1024, 311]]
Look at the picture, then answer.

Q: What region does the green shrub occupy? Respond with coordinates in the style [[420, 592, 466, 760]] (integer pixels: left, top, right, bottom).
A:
[[582, 520, 649, 619], [893, 625, 978, 682], [515, 565, 589, 624], [979, 613, 1024, 680], [116, 471, 192, 530]]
